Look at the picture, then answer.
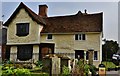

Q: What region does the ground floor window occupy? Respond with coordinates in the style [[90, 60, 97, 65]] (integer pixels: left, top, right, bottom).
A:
[[94, 51, 98, 60], [17, 45, 33, 61]]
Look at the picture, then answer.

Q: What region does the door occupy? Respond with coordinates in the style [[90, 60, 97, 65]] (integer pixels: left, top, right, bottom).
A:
[[39, 43, 54, 60]]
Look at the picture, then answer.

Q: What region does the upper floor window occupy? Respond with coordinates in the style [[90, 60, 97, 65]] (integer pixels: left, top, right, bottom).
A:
[[47, 34, 52, 40], [16, 23, 29, 36], [75, 34, 86, 40]]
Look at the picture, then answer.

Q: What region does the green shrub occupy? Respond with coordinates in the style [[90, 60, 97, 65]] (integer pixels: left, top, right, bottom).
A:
[[84, 64, 90, 76], [34, 61, 43, 67], [2, 67, 14, 76], [14, 68, 31, 76], [62, 65, 70, 76], [2, 67, 31, 76], [89, 64, 96, 76]]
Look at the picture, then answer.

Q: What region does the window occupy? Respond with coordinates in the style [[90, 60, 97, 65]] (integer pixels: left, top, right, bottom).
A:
[[47, 34, 52, 40], [75, 34, 86, 40], [17, 45, 33, 61], [16, 23, 29, 36], [94, 51, 98, 60]]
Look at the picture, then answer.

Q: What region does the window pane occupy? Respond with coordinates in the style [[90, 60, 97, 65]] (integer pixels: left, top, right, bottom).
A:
[[17, 45, 33, 61], [47, 34, 52, 39], [75, 34, 78, 40], [94, 51, 98, 60], [82, 34, 85, 40], [16, 23, 29, 36]]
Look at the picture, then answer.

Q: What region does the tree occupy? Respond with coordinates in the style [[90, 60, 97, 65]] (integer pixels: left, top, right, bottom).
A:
[[102, 40, 119, 61]]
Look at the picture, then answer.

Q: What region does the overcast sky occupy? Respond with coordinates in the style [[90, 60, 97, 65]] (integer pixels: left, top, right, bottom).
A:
[[0, 0, 119, 43]]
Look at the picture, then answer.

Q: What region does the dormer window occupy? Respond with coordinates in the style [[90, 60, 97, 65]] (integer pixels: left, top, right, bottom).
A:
[[16, 23, 29, 36]]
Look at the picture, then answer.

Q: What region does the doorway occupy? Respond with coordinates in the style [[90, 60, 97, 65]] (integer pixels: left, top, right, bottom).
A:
[[39, 43, 54, 60]]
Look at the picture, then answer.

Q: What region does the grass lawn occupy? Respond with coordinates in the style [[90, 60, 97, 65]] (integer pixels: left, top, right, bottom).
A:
[[0, 64, 2, 76], [101, 61, 119, 70]]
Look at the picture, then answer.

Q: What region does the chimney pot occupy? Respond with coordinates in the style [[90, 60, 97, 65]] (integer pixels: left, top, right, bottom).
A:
[[38, 5, 48, 18], [85, 9, 87, 14]]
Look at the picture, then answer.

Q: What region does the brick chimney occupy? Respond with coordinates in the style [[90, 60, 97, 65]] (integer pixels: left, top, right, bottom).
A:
[[38, 5, 48, 18]]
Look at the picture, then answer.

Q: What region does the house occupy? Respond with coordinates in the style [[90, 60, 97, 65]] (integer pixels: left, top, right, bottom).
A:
[[4, 2, 103, 66]]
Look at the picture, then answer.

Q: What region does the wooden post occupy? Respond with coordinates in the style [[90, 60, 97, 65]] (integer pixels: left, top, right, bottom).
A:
[[88, 49, 94, 65]]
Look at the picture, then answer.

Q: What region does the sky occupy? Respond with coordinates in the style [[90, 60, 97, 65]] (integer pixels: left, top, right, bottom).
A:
[[0, 0, 119, 43]]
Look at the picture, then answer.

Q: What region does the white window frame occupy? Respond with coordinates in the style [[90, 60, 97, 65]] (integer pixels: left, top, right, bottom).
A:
[[75, 34, 86, 40], [93, 51, 98, 61]]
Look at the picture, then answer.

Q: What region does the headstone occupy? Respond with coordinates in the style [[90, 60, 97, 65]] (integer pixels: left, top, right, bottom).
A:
[[52, 56, 60, 75]]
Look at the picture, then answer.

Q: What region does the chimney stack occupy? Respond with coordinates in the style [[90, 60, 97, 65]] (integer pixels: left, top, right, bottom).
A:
[[84, 9, 87, 14], [38, 5, 48, 18]]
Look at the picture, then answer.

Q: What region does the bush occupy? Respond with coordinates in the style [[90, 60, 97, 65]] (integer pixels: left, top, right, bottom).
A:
[[62, 65, 70, 76], [2, 67, 15, 76], [2, 67, 31, 76], [34, 61, 43, 67], [89, 64, 97, 76], [14, 68, 31, 76], [84, 64, 90, 76]]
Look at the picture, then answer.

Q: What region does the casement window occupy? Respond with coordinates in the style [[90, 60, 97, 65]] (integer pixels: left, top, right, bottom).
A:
[[16, 23, 29, 36], [75, 34, 86, 40], [94, 51, 98, 60], [47, 34, 52, 40], [17, 45, 33, 61]]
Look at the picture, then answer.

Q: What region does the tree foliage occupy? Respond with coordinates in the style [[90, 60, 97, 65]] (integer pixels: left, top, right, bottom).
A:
[[102, 40, 119, 61]]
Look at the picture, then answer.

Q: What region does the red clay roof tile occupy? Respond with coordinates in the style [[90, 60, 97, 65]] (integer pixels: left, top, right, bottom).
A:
[[41, 12, 103, 33]]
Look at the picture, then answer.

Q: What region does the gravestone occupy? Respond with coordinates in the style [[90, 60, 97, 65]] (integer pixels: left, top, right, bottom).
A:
[[52, 56, 60, 76]]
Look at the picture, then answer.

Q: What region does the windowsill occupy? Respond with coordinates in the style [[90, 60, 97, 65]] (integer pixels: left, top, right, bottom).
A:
[[75, 40, 86, 41], [16, 34, 29, 37], [86, 60, 99, 61], [46, 39, 53, 41]]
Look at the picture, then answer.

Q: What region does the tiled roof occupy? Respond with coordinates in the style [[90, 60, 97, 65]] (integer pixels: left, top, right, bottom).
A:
[[4, 2, 46, 26], [4, 2, 103, 33], [41, 11, 103, 33]]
